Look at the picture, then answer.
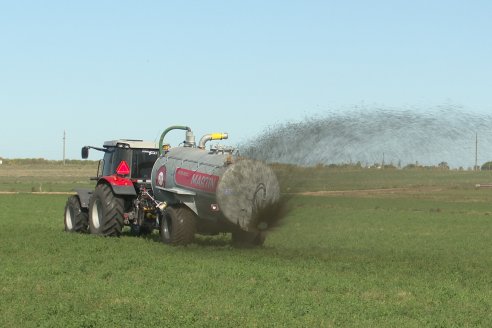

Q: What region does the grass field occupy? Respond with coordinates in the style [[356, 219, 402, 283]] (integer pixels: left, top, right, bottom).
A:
[[1, 164, 492, 327], [0, 162, 97, 192]]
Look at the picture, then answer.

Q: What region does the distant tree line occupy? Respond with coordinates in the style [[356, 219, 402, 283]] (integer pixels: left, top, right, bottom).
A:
[[2, 157, 486, 171], [0, 158, 98, 166], [481, 162, 492, 170], [274, 161, 477, 171]]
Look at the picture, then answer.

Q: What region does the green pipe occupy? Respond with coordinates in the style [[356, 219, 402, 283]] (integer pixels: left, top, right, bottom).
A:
[[159, 125, 191, 155]]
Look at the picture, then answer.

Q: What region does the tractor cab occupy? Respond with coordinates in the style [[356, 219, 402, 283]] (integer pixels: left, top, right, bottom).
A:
[[82, 140, 159, 181]]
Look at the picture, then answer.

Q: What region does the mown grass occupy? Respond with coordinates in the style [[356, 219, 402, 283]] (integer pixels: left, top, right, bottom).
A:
[[1, 184, 492, 327], [275, 165, 492, 192], [0, 163, 96, 192], [3, 161, 492, 193]]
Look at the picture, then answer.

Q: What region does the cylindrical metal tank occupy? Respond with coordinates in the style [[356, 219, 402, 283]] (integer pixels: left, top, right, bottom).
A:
[[151, 146, 280, 232]]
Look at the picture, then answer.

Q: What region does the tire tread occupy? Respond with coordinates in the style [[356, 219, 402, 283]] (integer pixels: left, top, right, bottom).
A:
[[89, 184, 125, 236]]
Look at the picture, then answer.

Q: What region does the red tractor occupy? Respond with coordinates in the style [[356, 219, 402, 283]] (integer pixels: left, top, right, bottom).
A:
[[63, 139, 160, 236], [64, 127, 282, 247]]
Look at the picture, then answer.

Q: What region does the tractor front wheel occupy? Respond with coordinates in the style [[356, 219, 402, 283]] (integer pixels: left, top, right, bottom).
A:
[[64, 195, 88, 233], [160, 206, 196, 245], [88, 184, 125, 236]]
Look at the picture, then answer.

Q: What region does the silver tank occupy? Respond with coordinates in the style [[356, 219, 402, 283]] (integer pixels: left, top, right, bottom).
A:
[[151, 146, 280, 232]]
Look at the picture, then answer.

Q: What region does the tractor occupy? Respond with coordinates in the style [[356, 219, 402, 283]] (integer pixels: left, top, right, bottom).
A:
[[64, 126, 282, 247], [64, 139, 160, 236]]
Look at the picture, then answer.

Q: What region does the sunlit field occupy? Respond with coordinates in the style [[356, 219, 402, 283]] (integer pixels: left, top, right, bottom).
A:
[[1, 163, 491, 327]]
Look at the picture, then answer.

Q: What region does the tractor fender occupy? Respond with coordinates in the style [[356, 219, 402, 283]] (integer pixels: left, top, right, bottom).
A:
[[74, 188, 93, 209], [98, 176, 137, 196]]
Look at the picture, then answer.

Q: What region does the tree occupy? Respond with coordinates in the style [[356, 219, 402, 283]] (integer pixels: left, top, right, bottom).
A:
[[481, 161, 492, 170], [438, 162, 450, 170]]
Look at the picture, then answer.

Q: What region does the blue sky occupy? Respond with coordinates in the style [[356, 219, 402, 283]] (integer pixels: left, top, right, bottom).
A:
[[1, 1, 491, 160]]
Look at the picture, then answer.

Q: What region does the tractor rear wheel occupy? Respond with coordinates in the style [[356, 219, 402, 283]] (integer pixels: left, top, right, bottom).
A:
[[160, 206, 196, 245], [232, 230, 266, 248], [88, 184, 125, 236], [64, 195, 88, 233]]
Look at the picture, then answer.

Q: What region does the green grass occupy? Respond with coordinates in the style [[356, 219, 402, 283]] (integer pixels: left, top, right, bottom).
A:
[[3, 162, 492, 193], [275, 165, 492, 192], [1, 186, 492, 327], [0, 163, 96, 192]]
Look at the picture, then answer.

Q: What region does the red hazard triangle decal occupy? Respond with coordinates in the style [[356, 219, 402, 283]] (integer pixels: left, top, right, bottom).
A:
[[116, 160, 131, 175]]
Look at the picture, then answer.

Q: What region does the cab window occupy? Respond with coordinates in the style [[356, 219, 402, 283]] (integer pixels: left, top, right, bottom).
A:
[[131, 149, 158, 179]]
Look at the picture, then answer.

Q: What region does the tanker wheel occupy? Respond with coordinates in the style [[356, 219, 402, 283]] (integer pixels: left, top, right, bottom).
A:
[[64, 195, 88, 233], [232, 230, 266, 248], [88, 184, 125, 236], [160, 205, 196, 245]]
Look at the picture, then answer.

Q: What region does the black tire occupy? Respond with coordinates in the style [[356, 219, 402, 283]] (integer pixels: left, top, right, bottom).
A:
[[232, 230, 266, 248], [88, 184, 125, 236], [160, 206, 196, 245], [64, 195, 88, 233]]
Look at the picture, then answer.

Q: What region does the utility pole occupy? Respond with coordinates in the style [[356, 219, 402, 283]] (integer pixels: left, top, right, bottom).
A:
[[475, 132, 478, 171], [63, 130, 66, 165]]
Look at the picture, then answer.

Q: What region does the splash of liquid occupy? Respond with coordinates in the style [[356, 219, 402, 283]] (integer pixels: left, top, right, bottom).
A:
[[242, 106, 492, 169]]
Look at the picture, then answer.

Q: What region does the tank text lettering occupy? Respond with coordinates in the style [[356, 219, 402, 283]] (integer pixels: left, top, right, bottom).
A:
[[175, 168, 219, 193]]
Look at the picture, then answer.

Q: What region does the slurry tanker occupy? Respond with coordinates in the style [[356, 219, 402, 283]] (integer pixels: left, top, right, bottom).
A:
[[64, 125, 281, 246]]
